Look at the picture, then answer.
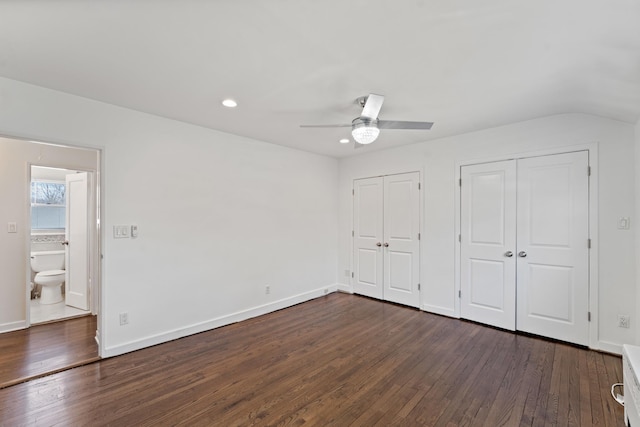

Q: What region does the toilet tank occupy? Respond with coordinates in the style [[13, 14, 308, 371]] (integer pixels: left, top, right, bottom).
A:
[[30, 250, 65, 272]]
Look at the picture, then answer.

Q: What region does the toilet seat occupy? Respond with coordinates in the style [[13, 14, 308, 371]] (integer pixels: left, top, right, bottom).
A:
[[36, 269, 65, 277], [35, 270, 65, 285]]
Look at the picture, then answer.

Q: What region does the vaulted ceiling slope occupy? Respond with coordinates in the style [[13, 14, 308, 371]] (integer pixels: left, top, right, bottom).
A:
[[0, 1, 639, 158]]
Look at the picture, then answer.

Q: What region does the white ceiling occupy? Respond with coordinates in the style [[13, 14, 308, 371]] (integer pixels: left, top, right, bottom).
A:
[[1, 1, 639, 158]]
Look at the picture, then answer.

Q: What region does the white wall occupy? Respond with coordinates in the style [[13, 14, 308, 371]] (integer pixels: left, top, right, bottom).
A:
[[338, 114, 636, 353], [2, 74, 635, 357], [0, 138, 98, 332], [636, 119, 640, 346], [0, 77, 339, 357]]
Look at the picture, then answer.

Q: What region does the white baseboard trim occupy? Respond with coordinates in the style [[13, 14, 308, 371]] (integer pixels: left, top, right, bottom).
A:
[[422, 304, 457, 318], [337, 283, 353, 294], [0, 320, 27, 333], [596, 340, 622, 355], [102, 284, 339, 358]]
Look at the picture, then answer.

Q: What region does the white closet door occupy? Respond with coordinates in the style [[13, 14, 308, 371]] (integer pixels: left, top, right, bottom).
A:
[[353, 177, 384, 299], [516, 151, 589, 346], [460, 161, 517, 331], [65, 172, 89, 310], [383, 172, 420, 308]]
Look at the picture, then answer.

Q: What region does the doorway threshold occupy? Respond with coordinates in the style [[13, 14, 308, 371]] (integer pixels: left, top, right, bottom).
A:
[[0, 315, 100, 389], [30, 298, 90, 324]]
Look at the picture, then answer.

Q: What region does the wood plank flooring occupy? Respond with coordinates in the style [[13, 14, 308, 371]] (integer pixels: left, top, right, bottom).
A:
[[0, 315, 99, 389], [0, 294, 624, 426]]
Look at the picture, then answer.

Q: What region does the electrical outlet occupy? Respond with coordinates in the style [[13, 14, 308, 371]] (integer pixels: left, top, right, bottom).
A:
[[119, 312, 129, 326], [265, 285, 270, 295], [7, 222, 17, 233], [618, 314, 630, 328], [618, 217, 631, 230]]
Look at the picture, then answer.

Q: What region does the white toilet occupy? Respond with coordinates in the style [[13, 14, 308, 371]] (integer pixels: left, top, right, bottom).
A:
[[30, 250, 66, 305]]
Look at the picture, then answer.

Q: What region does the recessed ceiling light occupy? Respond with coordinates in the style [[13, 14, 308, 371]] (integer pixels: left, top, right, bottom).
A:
[[222, 99, 238, 108], [339, 138, 350, 144]]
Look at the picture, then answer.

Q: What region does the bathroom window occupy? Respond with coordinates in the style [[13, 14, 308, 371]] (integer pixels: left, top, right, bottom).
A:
[[31, 181, 66, 230]]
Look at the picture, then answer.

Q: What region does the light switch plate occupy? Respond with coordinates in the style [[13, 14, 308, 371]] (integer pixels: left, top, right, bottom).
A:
[[7, 222, 17, 233], [113, 225, 130, 238]]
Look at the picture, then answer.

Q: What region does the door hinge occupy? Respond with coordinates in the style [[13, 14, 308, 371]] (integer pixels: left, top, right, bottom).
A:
[[588, 311, 591, 322], [351, 272, 354, 278], [418, 182, 421, 190], [588, 238, 591, 249], [588, 166, 591, 176], [458, 290, 461, 298], [458, 178, 462, 187], [458, 234, 461, 242], [352, 230, 354, 237], [418, 283, 421, 290], [418, 233, 421, 240]]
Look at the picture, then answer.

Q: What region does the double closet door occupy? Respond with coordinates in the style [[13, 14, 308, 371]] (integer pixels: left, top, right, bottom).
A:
[[353, 172, 420, 308], [460, 151, 590, 346]]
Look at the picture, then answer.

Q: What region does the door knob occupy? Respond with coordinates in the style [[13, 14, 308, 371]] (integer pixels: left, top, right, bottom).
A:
[[61, 241, 69, 246], [518, 251, 527, 257], [505, 251, 513, 257], [376, 242, 382, 247], [383, 243, 389, 247]]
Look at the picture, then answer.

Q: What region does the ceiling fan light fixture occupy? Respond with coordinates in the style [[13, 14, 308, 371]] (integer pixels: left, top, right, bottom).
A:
[[300, 94, 433, 146], [351, 120, 380, 144]]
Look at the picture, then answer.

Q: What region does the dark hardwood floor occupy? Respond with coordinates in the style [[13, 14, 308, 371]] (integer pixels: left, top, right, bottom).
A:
[[0, 315, 99, 389], [0, 294, 623, 426]]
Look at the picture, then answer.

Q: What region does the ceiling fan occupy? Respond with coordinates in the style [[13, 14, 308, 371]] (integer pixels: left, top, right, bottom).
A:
[[300, 94, 434, 146]]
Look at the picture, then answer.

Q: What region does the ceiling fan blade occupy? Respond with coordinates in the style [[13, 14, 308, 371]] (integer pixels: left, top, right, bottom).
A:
[[360, 94, 385, 120], [300, 124, 352, 128], [377, 120, 434, 130]]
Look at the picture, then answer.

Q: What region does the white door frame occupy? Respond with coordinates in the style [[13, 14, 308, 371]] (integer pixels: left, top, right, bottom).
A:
[[26, 164, 101, 324], [351, 171, 422, 307], [454, 143, 600, 350], [25, 150, 104, 356]]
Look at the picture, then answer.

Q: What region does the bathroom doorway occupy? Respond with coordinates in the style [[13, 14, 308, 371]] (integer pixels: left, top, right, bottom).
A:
[[0, 136, 101, 387], [29, 165, 96, 324]]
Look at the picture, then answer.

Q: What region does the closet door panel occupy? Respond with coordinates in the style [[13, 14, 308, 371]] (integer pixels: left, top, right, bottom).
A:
[[460, 160, 517, 331], [353, 177, 384, 299], [516, 151, 589, 346], [383, 172, 420, 308]]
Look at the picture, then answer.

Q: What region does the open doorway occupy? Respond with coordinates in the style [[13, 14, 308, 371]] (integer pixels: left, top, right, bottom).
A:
[[0, 135, 102, 387], [29, 166, 95, 324]]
